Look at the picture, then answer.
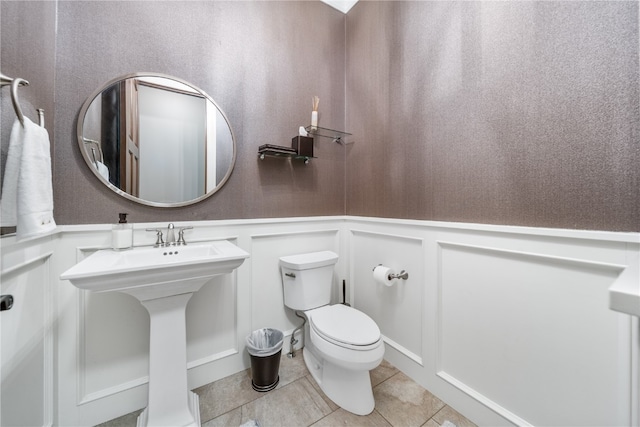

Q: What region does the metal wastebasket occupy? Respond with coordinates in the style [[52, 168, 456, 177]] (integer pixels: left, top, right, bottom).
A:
[[246, 328, 283, 392]]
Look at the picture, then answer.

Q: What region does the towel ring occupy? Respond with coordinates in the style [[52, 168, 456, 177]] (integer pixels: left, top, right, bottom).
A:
[[10, 78, 28, 126], [1, 72, 29, 126]]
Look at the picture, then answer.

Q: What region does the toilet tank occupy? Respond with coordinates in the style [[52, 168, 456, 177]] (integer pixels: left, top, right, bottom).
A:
[[279, 251, 338, 311]]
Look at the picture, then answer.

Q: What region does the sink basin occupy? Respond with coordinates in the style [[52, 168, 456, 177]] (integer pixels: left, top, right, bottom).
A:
[[61, 240, 249, 300], [60, 239, 249, 427]]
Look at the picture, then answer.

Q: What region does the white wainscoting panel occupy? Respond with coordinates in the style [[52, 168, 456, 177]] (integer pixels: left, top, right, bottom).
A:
[[350, 229, 424, 365], [436, 241, 630, 426], [2, 217, 637, 427], [347, 217, 639, 427], [186, 273, 237, 368], [1, 237, 54, 427], [81, 291, 150, 402]]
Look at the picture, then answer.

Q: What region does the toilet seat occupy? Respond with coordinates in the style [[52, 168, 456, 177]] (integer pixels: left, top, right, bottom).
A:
[[308, 304, 381, 350]]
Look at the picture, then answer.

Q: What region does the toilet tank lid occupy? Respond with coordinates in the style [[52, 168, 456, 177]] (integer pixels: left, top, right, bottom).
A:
[[279, 251, 338, 270]]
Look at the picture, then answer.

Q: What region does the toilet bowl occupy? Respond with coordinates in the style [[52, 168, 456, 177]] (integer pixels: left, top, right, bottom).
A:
[[303, 304, 385, 415], [307, 304, 384, 370], [279, 251, 385, 415]]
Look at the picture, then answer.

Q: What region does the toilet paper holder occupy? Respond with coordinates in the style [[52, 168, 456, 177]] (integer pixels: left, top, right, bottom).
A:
[[373, 265, 409, 280], [389, 270, 409, 280]]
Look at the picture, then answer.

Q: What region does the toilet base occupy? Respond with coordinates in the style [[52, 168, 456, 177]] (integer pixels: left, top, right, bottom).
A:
[[303, 347, 375, 416]]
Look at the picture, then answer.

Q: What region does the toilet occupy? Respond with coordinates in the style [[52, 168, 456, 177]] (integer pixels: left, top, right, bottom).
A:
[[279, 251, 384, 415]]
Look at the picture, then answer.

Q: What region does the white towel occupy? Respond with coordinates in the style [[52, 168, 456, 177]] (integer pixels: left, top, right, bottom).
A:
[[95, 161, 110, 181], [1, 120, 21, 227], [0, 118, 56, 239]]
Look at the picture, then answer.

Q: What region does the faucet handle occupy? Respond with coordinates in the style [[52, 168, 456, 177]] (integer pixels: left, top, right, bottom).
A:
[[177, 226, 193, 246], [145, 228, 164, 247]]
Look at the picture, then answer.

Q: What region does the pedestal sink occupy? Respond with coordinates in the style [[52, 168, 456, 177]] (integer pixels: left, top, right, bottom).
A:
[[61, 240, 249, 427]]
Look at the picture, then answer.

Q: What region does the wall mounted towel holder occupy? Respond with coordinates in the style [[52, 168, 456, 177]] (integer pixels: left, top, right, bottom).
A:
[[1, 72, 45, 127]]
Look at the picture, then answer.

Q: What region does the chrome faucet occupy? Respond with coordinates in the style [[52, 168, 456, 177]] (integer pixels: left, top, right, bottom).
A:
[[166, 223, 176, 246], [146, 223, 192, 247], [145, 228, 164, 247], [177, 226, 193, 245]]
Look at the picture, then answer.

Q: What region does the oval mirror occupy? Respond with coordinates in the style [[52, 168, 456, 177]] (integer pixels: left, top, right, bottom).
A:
[[77, 73, 236, 207]]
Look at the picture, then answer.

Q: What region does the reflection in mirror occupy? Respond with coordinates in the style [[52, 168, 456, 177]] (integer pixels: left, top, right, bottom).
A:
[[78, 73, 235, 207]]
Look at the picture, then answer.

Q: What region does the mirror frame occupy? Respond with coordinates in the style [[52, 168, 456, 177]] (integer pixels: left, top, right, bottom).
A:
[[77, 72, 237, 208]]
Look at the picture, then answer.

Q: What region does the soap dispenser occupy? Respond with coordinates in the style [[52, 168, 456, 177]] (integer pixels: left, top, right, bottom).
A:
[[112, 213, 133, 250]]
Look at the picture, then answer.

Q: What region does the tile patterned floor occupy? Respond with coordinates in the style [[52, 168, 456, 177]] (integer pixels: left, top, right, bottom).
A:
[[98, 356, 476, 427]]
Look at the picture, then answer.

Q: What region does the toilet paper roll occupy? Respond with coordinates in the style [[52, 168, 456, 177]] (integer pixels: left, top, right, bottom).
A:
[[373, 265, 398, 287]]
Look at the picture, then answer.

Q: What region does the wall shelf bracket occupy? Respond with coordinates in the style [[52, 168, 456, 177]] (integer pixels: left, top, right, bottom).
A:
[[305, 126, 352, 144]]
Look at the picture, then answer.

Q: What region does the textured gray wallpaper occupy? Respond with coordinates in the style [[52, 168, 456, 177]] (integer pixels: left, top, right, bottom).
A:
[[1, 1, 56, 196], [53, 1, 346, 224], [346, 1, 639, 231], [2, 1, 638, 231], [1, 1, 57, 235]]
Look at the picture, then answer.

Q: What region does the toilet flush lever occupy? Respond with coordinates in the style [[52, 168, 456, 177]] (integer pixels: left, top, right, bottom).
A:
[[285, 272, 296, 278]]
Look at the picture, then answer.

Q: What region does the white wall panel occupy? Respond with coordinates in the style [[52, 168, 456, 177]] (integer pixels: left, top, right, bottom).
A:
[[436, 241, 630, 426], [2, 217, 637, 427], [347, 218, 638, 426], [186, 273, 237, 368], [0, 238, 54, 427], [81, 290, 150, 403], [350, 229, 424, 364]]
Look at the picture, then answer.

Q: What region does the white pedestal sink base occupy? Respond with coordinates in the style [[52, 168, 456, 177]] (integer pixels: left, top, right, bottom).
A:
[[137, 392, 201, 427], [131, 281, 208, 427], [59, 240, 250, 427]]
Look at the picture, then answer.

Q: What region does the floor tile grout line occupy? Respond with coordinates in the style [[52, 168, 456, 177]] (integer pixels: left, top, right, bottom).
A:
[[198, 367, 283, 425], [199, 369, 253, 424], [242, 375, 322, 426], [372, 370, 402, 391], [373, 408, 393, 427], [374, 408, 395, 427], [299, 375, 336, 422], [424, 403, 448, 427], [307, 408, 334, 427]]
